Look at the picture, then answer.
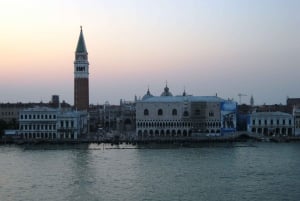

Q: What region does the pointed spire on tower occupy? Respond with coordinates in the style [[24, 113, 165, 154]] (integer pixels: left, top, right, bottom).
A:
[[250, 95, 254, 107], [76, 26, 87, 53], [183, 86, 186, 96]]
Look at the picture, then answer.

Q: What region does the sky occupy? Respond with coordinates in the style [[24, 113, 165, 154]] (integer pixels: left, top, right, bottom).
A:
[[0, 0, 299, 105]]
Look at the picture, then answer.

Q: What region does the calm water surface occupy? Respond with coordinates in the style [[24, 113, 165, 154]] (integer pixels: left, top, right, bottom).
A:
[[0, 142, 300, 201]]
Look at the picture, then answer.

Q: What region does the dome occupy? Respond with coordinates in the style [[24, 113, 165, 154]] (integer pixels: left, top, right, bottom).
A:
[[161, 85, 173, 96], [142, 88, 154, 100]]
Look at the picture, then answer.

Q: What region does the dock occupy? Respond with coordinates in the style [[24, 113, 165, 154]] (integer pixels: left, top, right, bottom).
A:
[[2, 132, 300, 145]]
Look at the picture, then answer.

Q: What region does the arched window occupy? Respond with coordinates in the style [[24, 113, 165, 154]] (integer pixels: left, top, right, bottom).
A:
[[172, 109, 177, 116], [158, 109, 163, 116], [183, 111, 189, 117], [195, 109, 200, 115], [144, 109, 149, 116]]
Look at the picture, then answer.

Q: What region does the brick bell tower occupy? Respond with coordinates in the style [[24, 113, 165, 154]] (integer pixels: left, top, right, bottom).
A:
[[74, 26, 89, 111]]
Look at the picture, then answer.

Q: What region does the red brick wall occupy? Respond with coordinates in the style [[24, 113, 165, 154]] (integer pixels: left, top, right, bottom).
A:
[[74, 78, 89, 110]]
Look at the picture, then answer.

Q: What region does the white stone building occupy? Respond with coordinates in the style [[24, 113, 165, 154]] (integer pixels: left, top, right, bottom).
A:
[[19, 107, 88, 140], [247, 112, 294, 136], [136, 86, 237, 138], [56, 110, 88, 139]]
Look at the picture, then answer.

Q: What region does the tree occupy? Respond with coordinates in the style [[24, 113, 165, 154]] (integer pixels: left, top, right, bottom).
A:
[[0, 119, 8, 137]]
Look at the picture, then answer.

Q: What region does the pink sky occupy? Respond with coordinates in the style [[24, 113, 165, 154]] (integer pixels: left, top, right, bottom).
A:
[[0, 0, 299, 105]]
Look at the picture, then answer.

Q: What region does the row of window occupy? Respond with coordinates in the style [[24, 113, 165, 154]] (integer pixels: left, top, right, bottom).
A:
[[1, 111, 18, 116], [137, 121, 221, 128], [20, 122, 75, 130], [60, 120, 74, 128], [138, 129, 192, 136], [251, 127, 293, 135], [137, 129, 221, 137], [144, 109, 189, 116], [21, 132, 76, 139], [252, 119, 292, 126], [143, 109, 215, 117], [208, 112, 214, 117], [138, 119, 219, 123], [137, 121, 191, 128], [20, 114, 56, 120], [193, 122, 221, 128], [20, 124, 56, 131], [20, 132, 57, 139]]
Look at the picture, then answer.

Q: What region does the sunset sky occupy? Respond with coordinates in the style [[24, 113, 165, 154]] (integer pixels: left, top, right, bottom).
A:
[[0, 0, 299, 105]]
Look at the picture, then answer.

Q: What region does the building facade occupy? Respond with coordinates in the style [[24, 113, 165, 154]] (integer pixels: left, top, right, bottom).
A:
[[0, 103, 24, 123], [19, 107, 58, 140], [136, 86, 237, 138], [247, 112, 294, 136], [293, 107, 300, 136], [56, 110, 88, 139], [119, 99, 136, 132], [287, 98, 300, 114], [18, 107, 88, 140], [74, 26, 89, 111], [88, 100, 136, 134]]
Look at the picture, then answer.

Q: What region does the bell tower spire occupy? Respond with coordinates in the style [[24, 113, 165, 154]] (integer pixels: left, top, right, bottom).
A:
[[76, 26, 87, 55], [74, 26, 89, 111]]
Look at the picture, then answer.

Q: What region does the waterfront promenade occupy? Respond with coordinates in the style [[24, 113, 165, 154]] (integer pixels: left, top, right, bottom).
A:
[[1, 132, 300, 145]]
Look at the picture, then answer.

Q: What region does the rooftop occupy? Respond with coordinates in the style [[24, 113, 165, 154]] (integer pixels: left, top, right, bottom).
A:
[[139, 95, 226, 103], [251, 111, 292, 117]]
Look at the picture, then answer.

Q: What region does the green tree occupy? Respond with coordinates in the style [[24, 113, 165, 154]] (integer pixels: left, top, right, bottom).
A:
[[0, 119, 8, 138]]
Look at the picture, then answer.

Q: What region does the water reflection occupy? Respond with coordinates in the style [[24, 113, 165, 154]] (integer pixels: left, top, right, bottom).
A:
[[0, 143, 300, 201]]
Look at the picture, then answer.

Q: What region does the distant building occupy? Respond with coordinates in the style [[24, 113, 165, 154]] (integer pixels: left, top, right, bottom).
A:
[[74, 26, 89, 111], [247, 112, 294, 136], [237, 104, 253, 131], [18, 107, 88, 140], [51, 95, 60, 108], [0, 103, 26, 123], [88, 104, 104, 132], [56, 109, 88, 139], [88, 100, 136, 134], [19, 107, 58, 140], [102, 102, 121, 131], [255, 104, 288, 113], [0, 96, 70, 124], [136, 85, 237, 138], [293, 107, 300, 136], [119, 99, 136, 132], [287, 98, 300, 114]]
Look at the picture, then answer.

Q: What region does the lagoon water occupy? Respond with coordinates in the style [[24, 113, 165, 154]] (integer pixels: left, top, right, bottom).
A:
[[0, 142, 300, 201]]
